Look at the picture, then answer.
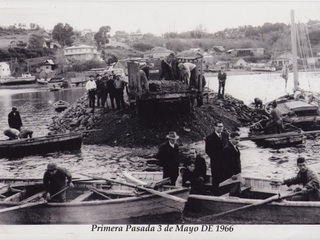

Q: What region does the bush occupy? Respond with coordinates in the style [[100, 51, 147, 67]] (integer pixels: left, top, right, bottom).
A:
[[71, 59, 107, 72], [132, 42, 154, 52]]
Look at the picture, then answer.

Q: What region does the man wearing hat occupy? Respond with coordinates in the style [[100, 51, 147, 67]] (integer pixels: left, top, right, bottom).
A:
[[43, 162, 73, 202], [85, 75, 97, 111], [8, 106, 23, 131], [282, 157, 320, 201], [156, 131, 181, 185]]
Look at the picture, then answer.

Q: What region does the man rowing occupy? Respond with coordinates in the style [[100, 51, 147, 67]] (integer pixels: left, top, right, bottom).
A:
[[282, 157, 320, 201]]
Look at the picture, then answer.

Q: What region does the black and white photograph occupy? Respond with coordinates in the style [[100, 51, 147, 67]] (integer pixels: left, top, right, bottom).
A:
[[0, 0, 320, 239]]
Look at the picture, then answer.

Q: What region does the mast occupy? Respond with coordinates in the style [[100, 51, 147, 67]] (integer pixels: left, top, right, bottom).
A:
[[291, 10, 299, 90]]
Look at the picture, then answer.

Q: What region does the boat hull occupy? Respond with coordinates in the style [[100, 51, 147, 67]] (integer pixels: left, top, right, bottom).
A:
[[186, 194, 320, 224], [0, 76, 36, 85], [0, 132, 82, 158], [0, 180, 189, 224]]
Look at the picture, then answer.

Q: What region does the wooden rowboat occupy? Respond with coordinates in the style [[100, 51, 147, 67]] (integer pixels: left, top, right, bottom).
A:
[[125, 171, 320, 224], [0, 132, 82, 158], [0, 176, 189, 224], [53, 100, 70, 112]]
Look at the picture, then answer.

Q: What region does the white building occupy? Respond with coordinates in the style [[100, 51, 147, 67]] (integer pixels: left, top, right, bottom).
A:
[[64, 45, 102, 62], [0, 62, 11, 77]]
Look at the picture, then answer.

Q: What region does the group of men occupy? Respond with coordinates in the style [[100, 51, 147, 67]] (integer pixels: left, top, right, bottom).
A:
[[156, 122, 320, 201], [85, 72, 128, 112]]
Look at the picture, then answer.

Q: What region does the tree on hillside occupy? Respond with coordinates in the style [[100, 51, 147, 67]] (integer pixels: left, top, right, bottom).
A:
[[94, 26, 111, 50], [52, 23, 75, 47], [28, 33, 45, 49]]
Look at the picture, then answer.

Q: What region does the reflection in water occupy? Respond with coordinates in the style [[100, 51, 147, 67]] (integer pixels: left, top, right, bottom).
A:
[[0, 87, 86, 139]]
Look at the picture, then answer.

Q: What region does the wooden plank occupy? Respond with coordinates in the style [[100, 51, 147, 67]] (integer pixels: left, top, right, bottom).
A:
[[71, 191, 93, 203], [240, 129, 320, 141], [20, 190, 46, 204], [3, 192, 23, 202]]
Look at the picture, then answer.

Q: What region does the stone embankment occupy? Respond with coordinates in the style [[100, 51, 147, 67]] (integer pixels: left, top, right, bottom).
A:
[[48, 90, 267, 148]]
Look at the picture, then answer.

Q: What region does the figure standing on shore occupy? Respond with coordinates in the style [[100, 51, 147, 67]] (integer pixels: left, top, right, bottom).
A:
[[114, 74, 127, 110], [205, 121, 229, 195], [156, 131, 181, 185], [106, 73, 116, 110], [43, 162, 73, 202], [160, 53, 175, 80], [96, 74, 108, 109], [8, 107, 23, 131], [85, 75, 97, 111], [220, 132, 242, 197], [282, 157, 320, 201], [217, 67, 227, 99]]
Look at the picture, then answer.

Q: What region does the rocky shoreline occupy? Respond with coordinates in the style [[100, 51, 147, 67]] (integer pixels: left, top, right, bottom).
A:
[[48, 89, 266, 148]]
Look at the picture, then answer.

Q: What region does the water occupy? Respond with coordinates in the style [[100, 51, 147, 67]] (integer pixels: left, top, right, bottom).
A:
[[1, 73, 320, 185]]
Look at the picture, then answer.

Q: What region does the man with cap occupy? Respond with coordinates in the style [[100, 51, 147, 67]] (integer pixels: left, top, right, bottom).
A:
[[8, 107, 23, 131], [85, 75, 97, 111], [156, 131, 181, 185], [43, 162, 73, 202], [282, 157, 320, 201]]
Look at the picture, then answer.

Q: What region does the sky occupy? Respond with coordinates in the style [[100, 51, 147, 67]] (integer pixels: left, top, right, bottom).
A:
[[1, 0, 320, 35]]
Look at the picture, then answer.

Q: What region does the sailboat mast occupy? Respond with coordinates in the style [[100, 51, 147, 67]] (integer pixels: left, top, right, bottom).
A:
[[291, 10, 299, 90]]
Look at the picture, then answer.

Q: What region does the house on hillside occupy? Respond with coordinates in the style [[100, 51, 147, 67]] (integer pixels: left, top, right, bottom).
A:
[[39, 59, 57, 73], [271, 52, 293, 68], [230, 58, 249, 69], [0, 62, 11, 77], [226, 48, 265, 57], [64, 45, 102, 62], [211, 46, 226, 55], [143, 47, 173, 59], [203, 52, 214, 64]]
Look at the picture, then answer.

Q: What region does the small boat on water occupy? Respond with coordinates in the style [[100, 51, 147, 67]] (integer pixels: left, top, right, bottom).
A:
[[0, 175, 189, 224], [53, 100, 70, 112], [0, 132, 82, 158], [250, 65, 276, 72], [0, 73, 36, 85], [124, 171, 320, 224], [37, 77, 64, 85], [247, 119, 305, 148]]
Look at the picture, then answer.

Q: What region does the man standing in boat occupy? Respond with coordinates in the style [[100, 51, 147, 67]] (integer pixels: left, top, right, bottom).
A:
[[220, 132, 242, 197], [156, 131, 181, 185], [282, 157, 320, 201], [217, 67, 227, 99], [8, 106, 23, 131], [266, 101, 283, 134], [43, 162, 73, 202], [205, 121, 229, 195]]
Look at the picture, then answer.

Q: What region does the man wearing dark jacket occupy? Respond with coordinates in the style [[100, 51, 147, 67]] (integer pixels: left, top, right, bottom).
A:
[[283, 157, 320, 201], [220, 132, 242, 197], [43, 162, 73, 202], [217, 67, 227, 99], [205, 121, 229, 195], [8, 107, 23, 131], [156, 131, 180, 185]]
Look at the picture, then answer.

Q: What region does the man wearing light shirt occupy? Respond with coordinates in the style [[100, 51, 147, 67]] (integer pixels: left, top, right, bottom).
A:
[[85, 75, 97, 110], [178, 62, 197, 86]]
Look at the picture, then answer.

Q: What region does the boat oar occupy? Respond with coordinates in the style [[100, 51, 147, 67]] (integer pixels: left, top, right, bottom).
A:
[[199, 190, 302, 221], [0, 186, 70, 214], [80, 173, 187, 203]]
